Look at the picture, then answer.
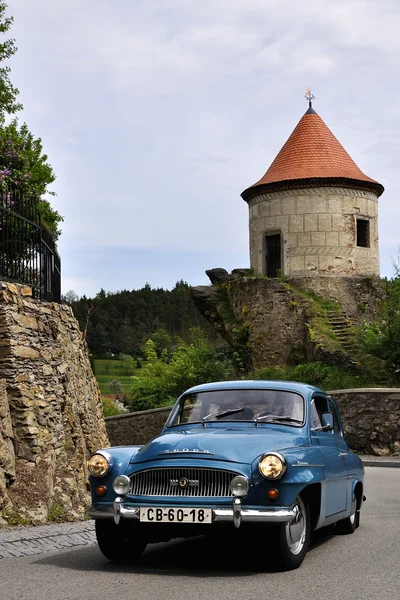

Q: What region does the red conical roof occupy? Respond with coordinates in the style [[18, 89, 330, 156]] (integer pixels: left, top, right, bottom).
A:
[[241, 107, 383, 200]]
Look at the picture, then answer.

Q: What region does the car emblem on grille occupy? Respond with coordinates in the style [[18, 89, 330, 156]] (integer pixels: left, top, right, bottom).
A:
[[170, 478, 199, 487]]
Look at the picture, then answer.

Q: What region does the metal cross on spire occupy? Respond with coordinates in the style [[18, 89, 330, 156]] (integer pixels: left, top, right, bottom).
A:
[[305, 86, 315, 108]]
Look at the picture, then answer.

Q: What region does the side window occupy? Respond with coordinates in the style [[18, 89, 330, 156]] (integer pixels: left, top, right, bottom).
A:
[[310, 396, 327, 429], [327, 399, 341, 434], [310, 401, 321, 429]]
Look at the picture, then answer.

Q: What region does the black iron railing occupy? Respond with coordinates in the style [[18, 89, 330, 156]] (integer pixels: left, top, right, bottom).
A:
[[0, 187, 61, 303]]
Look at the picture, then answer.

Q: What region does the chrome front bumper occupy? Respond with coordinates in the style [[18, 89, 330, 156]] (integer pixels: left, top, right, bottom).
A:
[[87, 497, 296, 528]]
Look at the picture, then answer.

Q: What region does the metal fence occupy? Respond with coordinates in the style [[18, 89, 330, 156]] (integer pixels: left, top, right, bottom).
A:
[[0, 187, 61, 303]]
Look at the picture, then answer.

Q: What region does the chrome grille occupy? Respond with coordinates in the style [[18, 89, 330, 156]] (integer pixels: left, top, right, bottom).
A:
[[129, 468, 239, 497]]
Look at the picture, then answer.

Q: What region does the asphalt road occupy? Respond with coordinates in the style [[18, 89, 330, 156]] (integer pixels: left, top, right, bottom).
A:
[[0, 467, 399, 600]]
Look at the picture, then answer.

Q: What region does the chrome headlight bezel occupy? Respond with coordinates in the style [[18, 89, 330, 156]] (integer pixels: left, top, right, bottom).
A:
[[87, 450, 113, 477], [258, 452, 287, 480]]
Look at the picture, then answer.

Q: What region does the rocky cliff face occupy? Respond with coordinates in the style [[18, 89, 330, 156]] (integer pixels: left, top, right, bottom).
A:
[[0, 282, 109, 526]]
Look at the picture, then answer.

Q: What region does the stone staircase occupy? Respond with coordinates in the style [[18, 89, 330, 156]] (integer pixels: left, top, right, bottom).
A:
[[327, 310, 358, 354]]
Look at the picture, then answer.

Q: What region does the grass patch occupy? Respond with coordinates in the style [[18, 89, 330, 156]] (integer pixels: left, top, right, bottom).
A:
[[93, 359, 148, 394], [93, 359, 147, 376], [96, 375, 137, 394], [101, 395, 128, 417], [281, 281, 344, 351], [48, 503, 68, 523], [2, 508, 32, 527]]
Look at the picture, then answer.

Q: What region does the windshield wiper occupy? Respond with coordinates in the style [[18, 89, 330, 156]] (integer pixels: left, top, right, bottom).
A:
[[202, 408, 244, 425], [254, 414, 303, 425]]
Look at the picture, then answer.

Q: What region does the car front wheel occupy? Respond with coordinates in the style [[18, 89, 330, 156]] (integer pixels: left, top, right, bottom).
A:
[[276, 495, 310, 570], [95, 520, 147, 563]]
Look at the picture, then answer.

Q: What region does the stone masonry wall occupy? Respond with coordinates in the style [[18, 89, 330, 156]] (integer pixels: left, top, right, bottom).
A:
[[105, 406, 172, 447], [0, 281, 109, 526], [105, 390, 400, 456], [332, 389, 400, 456], [248, 186, 379, 277]]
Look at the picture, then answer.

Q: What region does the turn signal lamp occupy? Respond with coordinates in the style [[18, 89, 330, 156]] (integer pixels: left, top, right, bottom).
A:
[[258, 452, 287, 480], [96, 486, 107, 497], [268, 488, 279, 500]]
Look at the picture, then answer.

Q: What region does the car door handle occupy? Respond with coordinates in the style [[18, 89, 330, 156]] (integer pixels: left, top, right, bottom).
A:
[[339, 452, 348, 457]]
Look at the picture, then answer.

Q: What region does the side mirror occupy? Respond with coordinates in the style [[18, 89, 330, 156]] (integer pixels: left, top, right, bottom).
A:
[[321, 413, 334, 431]]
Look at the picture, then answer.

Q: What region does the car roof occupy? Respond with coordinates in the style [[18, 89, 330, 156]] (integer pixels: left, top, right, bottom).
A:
[[180, 380, 326, 397]]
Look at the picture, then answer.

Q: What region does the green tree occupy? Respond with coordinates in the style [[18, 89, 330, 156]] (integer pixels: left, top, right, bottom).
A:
[[0, 3, 62, 241], [0, 2, 22, 116], [143, 339, 158, 363], [128, 330, 233, 411], [118, 353, 136, 375], [0, 120, 63, 239], [362, 277, 400, 367], [69, 282, 219, 358], [150, 328, 172, 357]]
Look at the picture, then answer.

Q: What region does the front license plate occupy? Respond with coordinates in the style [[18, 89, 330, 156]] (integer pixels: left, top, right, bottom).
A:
[[140, 507, 212, 524]]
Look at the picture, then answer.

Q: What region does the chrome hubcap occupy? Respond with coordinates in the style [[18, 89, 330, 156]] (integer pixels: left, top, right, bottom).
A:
[[286, 497, 306, 555], [349, 495, 357, 524]]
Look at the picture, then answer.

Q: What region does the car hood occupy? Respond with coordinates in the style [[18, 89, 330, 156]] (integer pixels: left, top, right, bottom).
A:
[[130, 426, 307, 465]]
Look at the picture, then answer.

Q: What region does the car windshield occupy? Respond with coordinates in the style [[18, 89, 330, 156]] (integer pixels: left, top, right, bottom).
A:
[[167, 389, 305, 427]]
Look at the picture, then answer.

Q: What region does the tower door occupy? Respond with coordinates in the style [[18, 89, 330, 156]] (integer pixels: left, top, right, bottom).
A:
[[265, 234, 281, 277]]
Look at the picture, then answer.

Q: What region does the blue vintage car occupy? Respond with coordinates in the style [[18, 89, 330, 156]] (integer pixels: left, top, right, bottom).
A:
[[87, 380, 365, 570]]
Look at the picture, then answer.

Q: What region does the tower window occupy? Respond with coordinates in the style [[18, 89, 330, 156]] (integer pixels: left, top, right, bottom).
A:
[[356, 219, 370, 248]]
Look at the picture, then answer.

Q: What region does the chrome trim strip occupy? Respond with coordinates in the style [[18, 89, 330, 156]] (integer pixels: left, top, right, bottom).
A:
[[87, 504, 295, 523], [213, 507, 295, 523], [292, 464, 324, 467], [159, 450, 215, 455]]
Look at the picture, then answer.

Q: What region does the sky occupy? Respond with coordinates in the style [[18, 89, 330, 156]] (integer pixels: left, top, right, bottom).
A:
[[8, 0, 400, 298]]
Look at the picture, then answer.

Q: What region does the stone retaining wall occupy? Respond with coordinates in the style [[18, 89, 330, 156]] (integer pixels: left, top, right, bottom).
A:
[[105, 406, 172, 447], [331, 389, 400, 456], [105, 389, 400, 456], [0, 281, 109, 526]]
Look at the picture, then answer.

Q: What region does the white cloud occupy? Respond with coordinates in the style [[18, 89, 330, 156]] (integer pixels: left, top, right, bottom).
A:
[[9, 0, 400, 293]]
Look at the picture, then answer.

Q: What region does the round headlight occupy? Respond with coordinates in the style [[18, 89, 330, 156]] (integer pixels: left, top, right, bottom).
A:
[[230, 475, 249, 497], [258, 453, 287, 480], [88, 452, 111, 477], [113, 475, 130, 495]]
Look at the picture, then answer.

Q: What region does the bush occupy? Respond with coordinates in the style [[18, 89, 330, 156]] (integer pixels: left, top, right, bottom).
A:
[[106, 378, 123, 395], [101, 396, 127, 417], [248, 362, 376, 390], [118, 353, 137, 375], [359, 275, 400, 367], [127, 329, 233, 411]]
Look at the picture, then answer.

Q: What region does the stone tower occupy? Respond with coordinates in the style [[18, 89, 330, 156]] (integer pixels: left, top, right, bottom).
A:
[[241, 100, 384, 278]]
